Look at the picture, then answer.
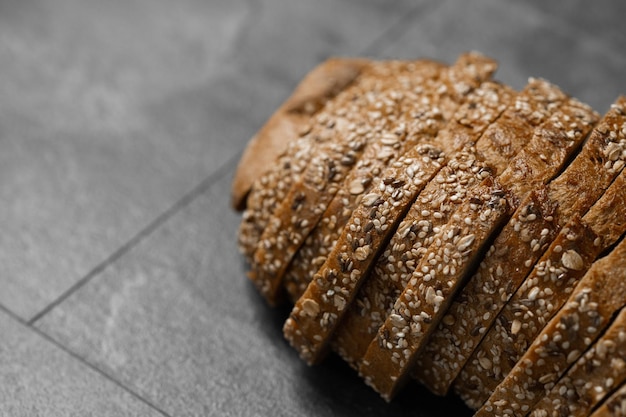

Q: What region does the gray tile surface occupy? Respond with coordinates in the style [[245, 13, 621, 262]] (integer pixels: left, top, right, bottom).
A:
[[4, 0, 626, 415], [527, 0, 626, 48], [0, 0, 419, 320], [0, 309, 163, 416], [35, 166, 471, 417], [382, 0, 626, 112]]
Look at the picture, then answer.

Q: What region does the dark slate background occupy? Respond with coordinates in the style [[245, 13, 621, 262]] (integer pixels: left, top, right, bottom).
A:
[[1, 0, 624, 415]]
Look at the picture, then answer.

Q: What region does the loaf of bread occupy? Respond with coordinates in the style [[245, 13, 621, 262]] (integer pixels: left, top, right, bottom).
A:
[[231, 52, 626, 413]]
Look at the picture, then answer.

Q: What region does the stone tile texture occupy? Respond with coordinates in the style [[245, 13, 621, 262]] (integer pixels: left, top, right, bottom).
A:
[[3, 0, 626, 415], [0, 309, 163, 416], [0, 0, 419, 320], [35, 167, 471, 416], [382, 0, 626, 112]]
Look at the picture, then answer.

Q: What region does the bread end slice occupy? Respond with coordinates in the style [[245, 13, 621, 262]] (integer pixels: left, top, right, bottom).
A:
[[231, 57, 369, 210]]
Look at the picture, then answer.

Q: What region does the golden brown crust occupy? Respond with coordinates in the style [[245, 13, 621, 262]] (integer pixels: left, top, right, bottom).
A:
[[474, 78, 568, 171], [281, 63, 507, 365], [283, 142, 446, 363], [231, 51, 626, 411], [528, 307, 626, 417], [454, 98, 626, 409], [231, 57, 369, 210], [236, 59, 380, 263], [280, 63, 451, 302], [414, 96, 598, 396], [476, 169, 626, 417], [414, 188, 559, 395], [333, 148, 491, 368], [282, 53, 498, 303], [498, 99, 599, 198], [353, 81, 592, 399], [546, 97, 626, 223], [332, 79, 569, 373], [237, 59, 439, 264], [330, 81, 514, 369], [455, 218, 600, 409], [359, 177, 508, 400], [249, 60, 445, 305]]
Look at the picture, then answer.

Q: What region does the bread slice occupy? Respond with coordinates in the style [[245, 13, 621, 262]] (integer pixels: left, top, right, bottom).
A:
[[339, 78, 566, 366], [455, 218, 600, 409], [249, 57, 494, 304], [414, 96, 600, 396], [474, 78, 570, 172], [282, 53, 497, 302], [414, 187, 558, 394], [453, 98, 626, 409], [476, 168, 626, 417], [282, 73, 513, 365], [358, 91, 597, 400], [331, 79, 564, 370], [238, 59, 444, 264], [237, 58, 374, 261], [528, 306, 626, 417], [232, 58, 369, 210], [360, 176, 508, 400], [588, 382, 626, 417], [332, 147, 492, 368], [283, 140, 447, 363]]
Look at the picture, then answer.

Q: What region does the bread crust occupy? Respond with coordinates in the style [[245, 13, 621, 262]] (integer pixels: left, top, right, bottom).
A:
[[236, 59, 375, 262], [356, 81, 596, 400], [359, 177, 508, 400], [328, 81, 514, 369], [332, 148, 491, 368], [282, 53, 498, 303], [333, 80, 575, 375], [249, 60, 446, 304], [231, 51, 626, 411], [414, 188, 559, 395], [232, 58, 369, 210], [528, 307, 626, 417], [414, 97, 598, 396], [282, 65, 510, 365], [453, 98, 626, 409], [280, 84, 447, 302], [455, 218, 600, 409], [474, 78, 568, 172], [283, 141, 446, 363], [498, 98, 599, 201], [476, 168, 626, 417]]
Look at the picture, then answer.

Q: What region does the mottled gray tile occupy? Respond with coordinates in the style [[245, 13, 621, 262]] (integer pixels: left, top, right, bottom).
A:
[[0, 309, 163, 417], [16, 0, 626, 415], [35, 166, 471, 417], [0, 0, 252, 320], [526, 0, 626, 48], [231, 0, 421, 85], [381, 0, 626, 112], [0, 0, 423, 319]]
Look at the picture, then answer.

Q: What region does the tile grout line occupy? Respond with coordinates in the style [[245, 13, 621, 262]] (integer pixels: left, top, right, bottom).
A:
[[0, 304, 175, 417], [359, 0, 443, 56], [26, 0, 446, 323], [28, 151, 242, 326]]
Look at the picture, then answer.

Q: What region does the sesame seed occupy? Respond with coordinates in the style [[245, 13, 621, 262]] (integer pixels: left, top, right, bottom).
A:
[[562, 250, 584, 270], [479, 357, 493, 370], [302, 298, 320, 317], [457, 234, 476, 251]]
